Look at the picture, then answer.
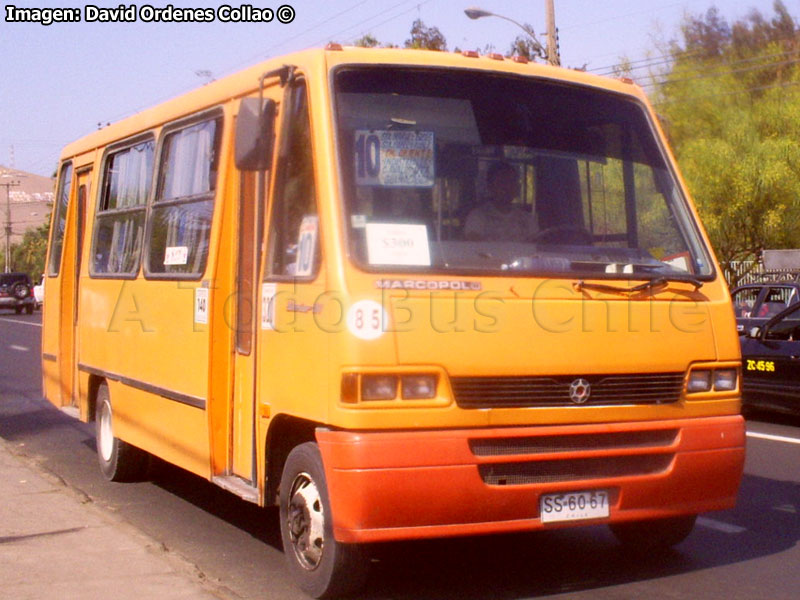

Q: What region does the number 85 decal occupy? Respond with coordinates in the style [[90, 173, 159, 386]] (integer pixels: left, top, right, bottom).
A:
[[346, 300, 389, 340]]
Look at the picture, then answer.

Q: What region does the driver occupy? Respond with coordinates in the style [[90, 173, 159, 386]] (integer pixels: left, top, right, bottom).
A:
[[464, 162, 537, 242]]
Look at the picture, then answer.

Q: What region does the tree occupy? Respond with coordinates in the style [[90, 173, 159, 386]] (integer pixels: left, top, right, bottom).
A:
[[353, 33, 380, 48], [507, 24, 545, 61], [404, 19, 447, 51], [8, 220, 50, 277], [653, 1, 800, 283]]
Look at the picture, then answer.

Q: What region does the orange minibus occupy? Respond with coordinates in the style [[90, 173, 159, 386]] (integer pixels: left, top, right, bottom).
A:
[[43, 46, 744, 597]]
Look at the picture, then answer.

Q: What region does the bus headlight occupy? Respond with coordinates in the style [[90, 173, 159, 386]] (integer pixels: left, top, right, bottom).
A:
[[713, 369, 738, 391], [687, 370, 712, 393], [361, 375, 398, 401], [686, 368, 738, 394], [341, 372, 442, 403], [401, 375, 438, 399]]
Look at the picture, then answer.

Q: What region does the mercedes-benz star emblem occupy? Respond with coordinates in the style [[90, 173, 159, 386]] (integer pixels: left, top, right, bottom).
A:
[[569, 378, 591, 404]]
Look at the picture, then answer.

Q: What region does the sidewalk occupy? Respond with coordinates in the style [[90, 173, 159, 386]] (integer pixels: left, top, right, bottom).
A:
[[0, 437, 227, 600]]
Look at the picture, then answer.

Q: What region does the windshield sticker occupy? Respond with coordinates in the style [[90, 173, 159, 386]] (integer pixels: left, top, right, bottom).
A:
[[366, 223, 431, 266], [354, 130, 434, 187], [164, 246, 189, 266], [663, 252, 691, 272], [294, 216, 318, 277]]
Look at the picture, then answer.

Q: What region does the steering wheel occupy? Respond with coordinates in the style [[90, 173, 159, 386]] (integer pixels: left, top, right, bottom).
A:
[[534, 225, 593, 245]]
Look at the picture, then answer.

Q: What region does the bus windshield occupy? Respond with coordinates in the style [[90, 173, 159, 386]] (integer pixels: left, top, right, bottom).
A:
[[334, 67, 713, 280]]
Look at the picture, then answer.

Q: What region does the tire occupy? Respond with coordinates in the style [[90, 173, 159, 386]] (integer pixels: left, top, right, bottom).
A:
[[25, 304, 33, 314], [14, 306, 22, 314], [95, 383, 149, 482], [12, 282, 28, 299], [610, 514, 697, 551], [279, 442, 367, 598]]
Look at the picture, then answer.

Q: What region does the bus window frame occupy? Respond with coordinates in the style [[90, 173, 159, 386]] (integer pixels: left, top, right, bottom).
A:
[[264, 75, 323, 284], [89, 131, 156, 280], [143, 106, 224, 281], [47, 161, 74, 277]]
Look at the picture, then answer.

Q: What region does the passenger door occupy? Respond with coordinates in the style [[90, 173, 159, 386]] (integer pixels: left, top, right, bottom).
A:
[[58, 168, 91, 409], [231, 169, 262, 481]]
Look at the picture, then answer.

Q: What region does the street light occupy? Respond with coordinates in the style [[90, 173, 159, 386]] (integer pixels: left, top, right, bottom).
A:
[[464, 6, 556, 65]]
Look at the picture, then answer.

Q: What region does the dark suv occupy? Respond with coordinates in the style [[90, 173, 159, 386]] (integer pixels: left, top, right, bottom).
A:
[[0, 272, 35, 314]]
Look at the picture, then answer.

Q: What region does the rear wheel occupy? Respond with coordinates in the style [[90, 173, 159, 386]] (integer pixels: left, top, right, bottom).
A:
[[25, 304, 33, 314], [95, 383, 149, 482], [279, 442, 367, 598], [610, 514, 697, 551]]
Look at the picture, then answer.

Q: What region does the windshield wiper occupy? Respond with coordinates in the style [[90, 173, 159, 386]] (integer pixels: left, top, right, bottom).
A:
[[574, 276, 704, 295]]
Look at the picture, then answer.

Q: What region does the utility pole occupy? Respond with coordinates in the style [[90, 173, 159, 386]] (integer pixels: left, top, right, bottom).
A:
[[545, 0, 560, 66], [1, 173, 22, 273]]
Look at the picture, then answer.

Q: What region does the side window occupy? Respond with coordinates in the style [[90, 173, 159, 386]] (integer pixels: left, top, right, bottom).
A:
[[765, 304, 800, 341], [48, 162, 73, 276], [762, 286, 794, 317], [732, 287, 760, 318], [147, 116, 221, 277], [267, 80, 319, 278], [92, 139, 154, 275]]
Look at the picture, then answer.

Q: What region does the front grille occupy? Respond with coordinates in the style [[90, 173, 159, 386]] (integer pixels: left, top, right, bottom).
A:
[[452, 373, 684, 408], [469, 429, 679, 456], [479, 454, 674, 486]]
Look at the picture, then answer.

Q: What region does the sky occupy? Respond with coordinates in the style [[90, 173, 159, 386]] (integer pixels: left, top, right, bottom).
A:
[[0, 0, 778, 176]]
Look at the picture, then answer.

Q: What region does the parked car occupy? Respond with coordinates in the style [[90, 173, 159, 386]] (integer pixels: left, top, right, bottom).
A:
[[739, 299, 800, 416], [0, 272, 35, 314], [731, 276, 800, 334], [33, 274, 44, 309]]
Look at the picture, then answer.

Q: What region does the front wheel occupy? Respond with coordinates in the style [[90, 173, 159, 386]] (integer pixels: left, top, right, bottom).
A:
[[95, 383, 149, 482], [279, 442, 367, 598], [610, 514, 697, 551]]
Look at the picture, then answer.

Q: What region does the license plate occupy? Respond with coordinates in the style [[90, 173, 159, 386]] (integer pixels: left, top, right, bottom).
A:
[[539, 490, 610, 523]]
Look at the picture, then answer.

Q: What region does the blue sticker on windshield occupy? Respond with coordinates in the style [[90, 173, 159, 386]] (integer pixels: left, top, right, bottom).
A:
[[354, 130, 434, 187]]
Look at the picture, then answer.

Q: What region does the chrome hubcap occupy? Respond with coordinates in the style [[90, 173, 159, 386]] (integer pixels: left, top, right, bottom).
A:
[[98, 400, 114, 462], [286, 472, 325, 570]]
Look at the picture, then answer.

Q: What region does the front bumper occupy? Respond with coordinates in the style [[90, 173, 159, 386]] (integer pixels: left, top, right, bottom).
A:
[[317, 415, 745, 543]]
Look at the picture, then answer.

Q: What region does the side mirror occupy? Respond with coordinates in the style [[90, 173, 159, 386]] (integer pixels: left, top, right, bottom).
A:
[[235, 97, 276, 171], [747, 326, 762, 339]]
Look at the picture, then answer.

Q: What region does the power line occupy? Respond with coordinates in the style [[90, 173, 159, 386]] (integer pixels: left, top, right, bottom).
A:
[[314, 0, 436, 47], [642, 55, 800, 89]]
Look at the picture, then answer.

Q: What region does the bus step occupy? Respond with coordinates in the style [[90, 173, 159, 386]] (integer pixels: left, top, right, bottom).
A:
[[212, 475, 259, 504]]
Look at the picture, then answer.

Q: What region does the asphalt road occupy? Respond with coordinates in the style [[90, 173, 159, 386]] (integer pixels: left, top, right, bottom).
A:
[[1, 311, 799, 600]]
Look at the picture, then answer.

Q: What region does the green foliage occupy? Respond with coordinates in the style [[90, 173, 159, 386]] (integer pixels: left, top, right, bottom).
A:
[[3, 220, 50, 278], [404, 18, 447, 51], [654, 1, 800, 283], [353, 34, 380, 48], [507, 24, 545, 61]]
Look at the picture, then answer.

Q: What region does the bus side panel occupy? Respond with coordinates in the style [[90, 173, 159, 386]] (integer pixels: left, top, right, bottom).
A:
[[105, 379, 210, 477], [78, 277, 211, 477]]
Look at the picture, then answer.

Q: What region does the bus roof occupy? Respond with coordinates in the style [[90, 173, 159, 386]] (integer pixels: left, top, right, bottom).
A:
[[59, 46, 643, 161]]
